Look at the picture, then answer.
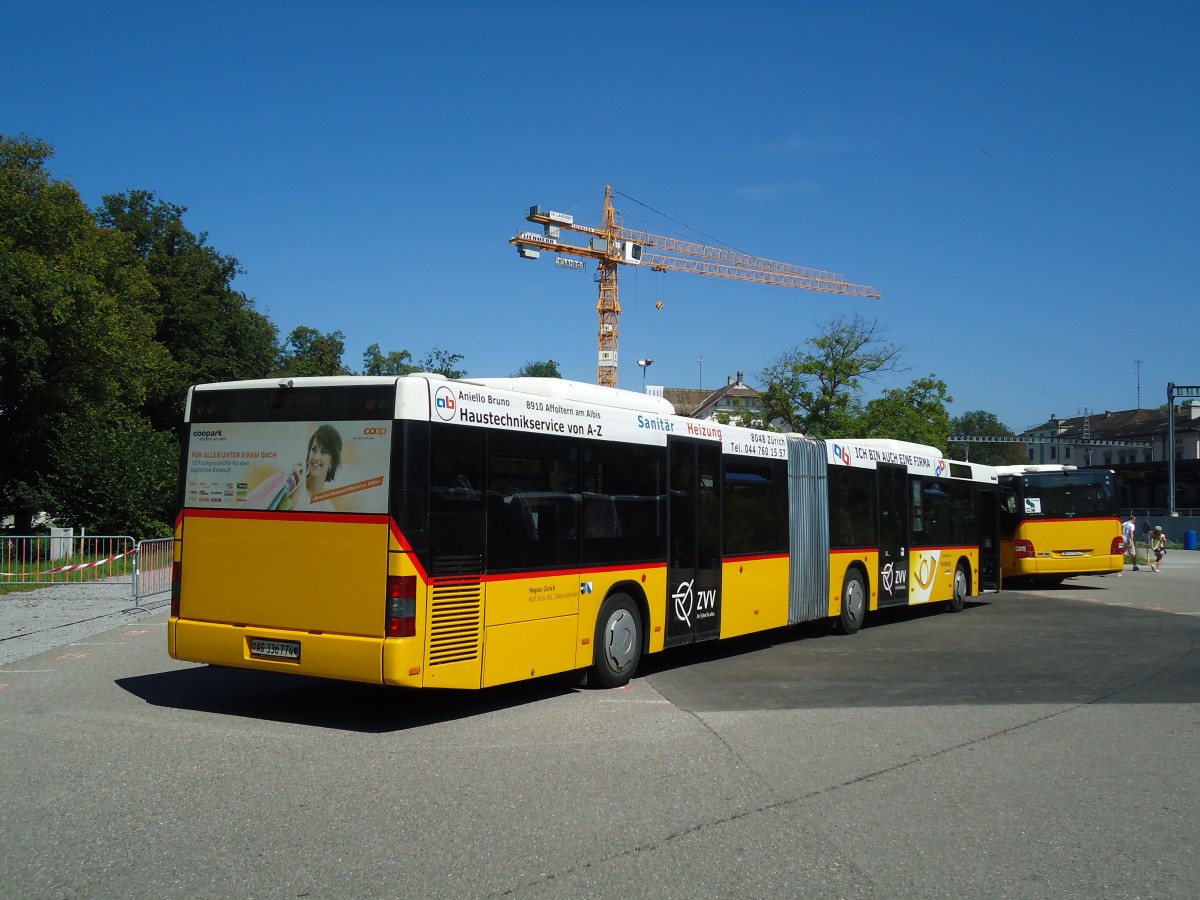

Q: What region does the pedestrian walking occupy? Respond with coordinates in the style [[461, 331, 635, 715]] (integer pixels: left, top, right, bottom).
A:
[[1122, 515, 1139, 570], [1149, 525, 1169, 572]]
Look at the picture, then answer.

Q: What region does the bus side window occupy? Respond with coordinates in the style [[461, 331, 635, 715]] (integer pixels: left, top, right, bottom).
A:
[[582, 442, 666, 566], [828, 465, 875, 549], [428, 423, 486, 562], [486, 430, 580, 571]]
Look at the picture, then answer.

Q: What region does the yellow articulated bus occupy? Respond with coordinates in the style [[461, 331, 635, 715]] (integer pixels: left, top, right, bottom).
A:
[[169, 375, 1000, 690], [995, 464, 1124, 585]]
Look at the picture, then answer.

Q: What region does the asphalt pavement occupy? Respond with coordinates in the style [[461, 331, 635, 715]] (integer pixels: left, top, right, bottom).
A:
[[1, 553, 1198, 898]]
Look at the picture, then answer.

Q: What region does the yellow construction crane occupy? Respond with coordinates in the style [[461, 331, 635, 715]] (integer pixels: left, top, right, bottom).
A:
[[510, 185, 881, 388]]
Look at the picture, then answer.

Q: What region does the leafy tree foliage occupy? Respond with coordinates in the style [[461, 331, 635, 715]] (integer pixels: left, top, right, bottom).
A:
[[759, 314, 905, 437], [274, 326, 353, 377], [0, 135, 167, 527], [94, 191, 277, 430], [949, 410, 1029, 465], [856, 375, 954, 448], [514, 359, 561, 378], [362, 343, 417, 376], [419, 347, 467, 379], [31, 407, 177, 538]]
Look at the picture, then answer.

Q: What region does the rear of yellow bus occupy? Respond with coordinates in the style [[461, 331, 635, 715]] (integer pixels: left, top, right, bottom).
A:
[[998, 468, 1124, 584], [168, 378, 425, 686]]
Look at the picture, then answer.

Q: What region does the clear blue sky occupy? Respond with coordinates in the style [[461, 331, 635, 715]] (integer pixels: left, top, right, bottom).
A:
[[7, 1, 1197, 434]]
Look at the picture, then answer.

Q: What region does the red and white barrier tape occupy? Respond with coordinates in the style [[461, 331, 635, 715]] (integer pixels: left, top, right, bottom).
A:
[[0, 547, 137, 578]]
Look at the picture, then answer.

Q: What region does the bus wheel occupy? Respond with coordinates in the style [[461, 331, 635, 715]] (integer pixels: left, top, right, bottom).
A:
[[834, 570, 867, 635], [947, 564, 969, 613], [592, 594, 642, 688]]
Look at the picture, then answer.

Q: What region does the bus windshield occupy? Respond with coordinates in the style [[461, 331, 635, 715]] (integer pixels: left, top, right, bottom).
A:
[[1014, 470, 1116, 518]]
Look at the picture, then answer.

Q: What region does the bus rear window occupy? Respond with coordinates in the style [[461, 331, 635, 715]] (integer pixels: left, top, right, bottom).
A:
[[190, 385, 394, 423], [1020, 472, 1116, 517]]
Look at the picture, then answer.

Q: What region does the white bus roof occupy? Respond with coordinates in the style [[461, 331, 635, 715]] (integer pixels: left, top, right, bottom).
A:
[[469, 377, 675, 415], [190, 374, 678, 417]]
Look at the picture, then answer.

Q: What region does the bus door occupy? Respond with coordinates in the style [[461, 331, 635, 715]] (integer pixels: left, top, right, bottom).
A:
[[978, 488, 1001, 591], [665, 437, 722, 647], [877, 463, 909, 607]]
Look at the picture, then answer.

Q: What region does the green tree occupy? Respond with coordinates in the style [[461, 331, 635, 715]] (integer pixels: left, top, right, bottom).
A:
[[362, 343, 417, 376], [759, 314, 905, 437], [949, 410, 1029, 465], [856, 376, 954, 448], [94, 190, 277, 429], [0, 135, 167, 528], [419, 347, 467, 379], [514, 359, 561, 378], [274, 326, 352, 377], [31, 407, 177, 537]]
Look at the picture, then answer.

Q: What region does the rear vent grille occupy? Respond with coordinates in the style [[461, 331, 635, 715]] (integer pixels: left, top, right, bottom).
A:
[[428, 572, 483, 667]]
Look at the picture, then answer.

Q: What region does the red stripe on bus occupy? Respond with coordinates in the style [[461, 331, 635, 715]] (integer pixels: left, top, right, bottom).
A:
[[723, 552, 789, 564], [388, 519, 415, 552], [181, 508, 385, 526], [485, 561, 668, 583]]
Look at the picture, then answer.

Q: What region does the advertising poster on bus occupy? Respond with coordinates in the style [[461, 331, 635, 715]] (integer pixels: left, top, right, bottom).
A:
[[185, 421, 390, 514]]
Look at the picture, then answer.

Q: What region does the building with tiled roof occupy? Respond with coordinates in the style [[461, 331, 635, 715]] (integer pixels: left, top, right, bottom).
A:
[[1018, 405, 1200, 511], [658, 371, 771, 428]]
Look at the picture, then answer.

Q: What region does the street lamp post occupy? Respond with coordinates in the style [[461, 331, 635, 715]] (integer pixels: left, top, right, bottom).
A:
[[637, 358, 654, 390]]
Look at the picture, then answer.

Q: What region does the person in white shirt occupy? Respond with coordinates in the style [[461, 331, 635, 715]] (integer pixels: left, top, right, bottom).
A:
[[1122, 515, 1138, 571]]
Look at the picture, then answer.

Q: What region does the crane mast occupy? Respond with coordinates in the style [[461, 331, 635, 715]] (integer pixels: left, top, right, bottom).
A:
[[510, 185, 880, 388]]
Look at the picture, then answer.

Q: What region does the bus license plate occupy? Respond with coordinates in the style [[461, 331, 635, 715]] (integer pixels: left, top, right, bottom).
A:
[[1060, 550, 1085, 557], [250, 638, 300, 661]]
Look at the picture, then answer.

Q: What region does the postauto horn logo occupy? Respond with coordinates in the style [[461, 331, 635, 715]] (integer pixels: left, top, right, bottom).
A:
[[434, 385, 457, 421]]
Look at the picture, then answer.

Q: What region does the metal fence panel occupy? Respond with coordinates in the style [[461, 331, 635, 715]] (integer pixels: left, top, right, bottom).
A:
[[0, 535, 136, 587], [132, 538, 175, 608]]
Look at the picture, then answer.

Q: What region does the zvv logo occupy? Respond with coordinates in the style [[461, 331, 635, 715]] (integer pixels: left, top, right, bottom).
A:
[[672, 579, 694, 627], [882, 561, 908, 595]]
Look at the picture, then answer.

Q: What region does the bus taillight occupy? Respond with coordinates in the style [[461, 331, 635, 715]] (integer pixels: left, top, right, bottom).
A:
[[1112, 536, 1125, 555], [386, 575, 417, 638], [170, 561, 182, 617], [1014, 540, 1036, 559]]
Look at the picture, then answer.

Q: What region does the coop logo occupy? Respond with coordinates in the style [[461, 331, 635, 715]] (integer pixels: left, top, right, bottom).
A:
[[832, 443, 851, 465], [433, 386, 457, 421], [362, 427, 388, 436]]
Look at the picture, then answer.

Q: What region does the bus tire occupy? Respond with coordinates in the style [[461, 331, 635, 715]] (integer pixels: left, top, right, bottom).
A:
[[947, 563, 969, 614], [834, 569, 867, 635], [592, 593, 642, 688]]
